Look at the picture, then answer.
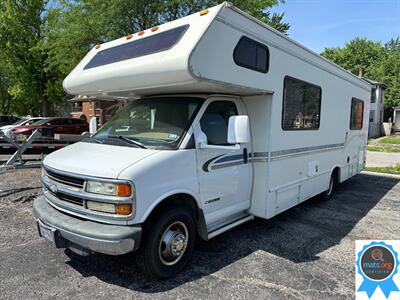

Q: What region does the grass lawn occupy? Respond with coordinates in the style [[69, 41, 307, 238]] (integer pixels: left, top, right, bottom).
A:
[[379, 136, 400, 144], [367, 145, 400, 153], [365, 164, 400, 175], [367, 136, 400, 152]]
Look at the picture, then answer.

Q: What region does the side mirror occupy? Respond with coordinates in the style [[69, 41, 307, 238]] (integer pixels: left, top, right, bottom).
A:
[[228, 115, 250, 144]]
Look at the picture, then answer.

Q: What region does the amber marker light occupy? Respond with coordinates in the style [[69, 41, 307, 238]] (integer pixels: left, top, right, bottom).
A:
[[151, 26, 159, 32], [126, 34, 133, 40], [199, 9, 209, 16], [138, 30, 145, 36], [116, 204, 133, 215], [117, 183, 132, 197], [95, 44, 101, 49]]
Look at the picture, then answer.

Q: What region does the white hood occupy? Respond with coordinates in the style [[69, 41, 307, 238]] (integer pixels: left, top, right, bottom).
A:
[[43, 142, 159, 178]]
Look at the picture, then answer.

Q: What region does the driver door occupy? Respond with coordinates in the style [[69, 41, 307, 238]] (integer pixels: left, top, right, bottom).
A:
[[194, 98, 253, 226]]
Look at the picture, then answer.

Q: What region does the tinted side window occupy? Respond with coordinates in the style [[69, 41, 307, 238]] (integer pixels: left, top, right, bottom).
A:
[[350, 98, 364, 130], [49, 119, 62, 125], [233, 36, 269, 73], [200, 101, 238, 145], [370, 88, 376, 103], [84, 25, 189, 70], [282, 76, 322, 130], [62, 119, 73, 125]]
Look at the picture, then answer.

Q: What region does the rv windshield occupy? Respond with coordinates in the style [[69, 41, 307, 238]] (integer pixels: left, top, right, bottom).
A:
[[92, 97, 203, 150]]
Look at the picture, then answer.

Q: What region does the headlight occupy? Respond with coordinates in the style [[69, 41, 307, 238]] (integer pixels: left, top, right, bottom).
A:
[[85, 180, 132, 197]]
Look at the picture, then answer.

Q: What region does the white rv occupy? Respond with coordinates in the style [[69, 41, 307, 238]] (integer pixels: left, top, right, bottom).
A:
[[33, 2, 370, 278]]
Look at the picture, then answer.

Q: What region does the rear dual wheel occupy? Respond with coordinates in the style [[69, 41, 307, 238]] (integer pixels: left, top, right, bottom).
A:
[[323, 171, 338, 199]]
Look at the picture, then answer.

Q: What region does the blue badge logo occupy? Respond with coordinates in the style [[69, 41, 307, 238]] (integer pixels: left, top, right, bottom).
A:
[[356, 241, 399, 298]]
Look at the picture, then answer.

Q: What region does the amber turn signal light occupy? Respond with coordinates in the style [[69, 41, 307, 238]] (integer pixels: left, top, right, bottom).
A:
[[116, 204, 132, 215], [199, 9, 209, 16], [116, 183, 132, 197]]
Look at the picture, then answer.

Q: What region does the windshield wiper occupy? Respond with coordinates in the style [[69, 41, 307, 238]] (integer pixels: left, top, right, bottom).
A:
[[108, 135, 147, 149], [87, 136, 103, 144]]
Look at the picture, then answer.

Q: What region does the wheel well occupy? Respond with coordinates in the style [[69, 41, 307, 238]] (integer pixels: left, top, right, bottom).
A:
[[144, 194, 208, 240], [332, 166, 340, 183]]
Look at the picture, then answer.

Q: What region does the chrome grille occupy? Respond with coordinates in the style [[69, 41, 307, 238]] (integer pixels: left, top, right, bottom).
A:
[[50, 191, 84, 206], [46, 169, 84, 188]]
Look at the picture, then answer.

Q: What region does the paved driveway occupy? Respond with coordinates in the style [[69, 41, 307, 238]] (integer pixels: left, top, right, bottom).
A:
[[0, 170, 399, 299], [366, 151, 400, 167]]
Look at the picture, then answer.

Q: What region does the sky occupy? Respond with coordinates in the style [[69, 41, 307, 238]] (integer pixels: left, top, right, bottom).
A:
[[270, 0, 400, 54]]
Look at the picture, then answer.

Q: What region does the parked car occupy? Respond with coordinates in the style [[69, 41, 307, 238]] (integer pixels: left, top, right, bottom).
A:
[[11, 117, 89, 136], [0, 117, 45, 137], [0, 115, 20, 127]]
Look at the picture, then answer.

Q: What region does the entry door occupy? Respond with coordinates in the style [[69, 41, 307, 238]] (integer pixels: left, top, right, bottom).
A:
[[194, 99, 253, 225]]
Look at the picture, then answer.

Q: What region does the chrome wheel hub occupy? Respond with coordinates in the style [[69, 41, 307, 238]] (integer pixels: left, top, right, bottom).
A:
[[159, 221, 188, 266]]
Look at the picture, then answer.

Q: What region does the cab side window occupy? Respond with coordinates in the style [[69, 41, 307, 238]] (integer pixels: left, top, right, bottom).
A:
[[200, 101, 238, 145]]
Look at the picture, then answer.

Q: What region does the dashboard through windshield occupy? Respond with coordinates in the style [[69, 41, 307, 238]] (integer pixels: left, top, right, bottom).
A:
[[92, 97, 203, 149]]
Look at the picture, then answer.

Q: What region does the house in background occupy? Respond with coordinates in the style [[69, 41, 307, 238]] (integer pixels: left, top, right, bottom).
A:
[[364, 79, 387, 138], [69, 98, 121, 127], [393, 107, 400, 133]]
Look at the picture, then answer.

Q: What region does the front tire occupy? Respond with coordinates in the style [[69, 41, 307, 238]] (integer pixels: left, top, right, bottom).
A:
[[140, 207, 196, 279]]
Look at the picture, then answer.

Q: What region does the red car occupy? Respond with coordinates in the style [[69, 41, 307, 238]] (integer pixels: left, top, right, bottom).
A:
[[11, 117, 89, 136]]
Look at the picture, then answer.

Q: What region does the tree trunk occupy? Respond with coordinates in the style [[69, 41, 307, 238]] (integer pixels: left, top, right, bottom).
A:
[[42, 95, 48, 117]]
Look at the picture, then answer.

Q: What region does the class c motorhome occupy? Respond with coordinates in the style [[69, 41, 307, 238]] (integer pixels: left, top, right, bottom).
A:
[[33, 2, 370, 278]]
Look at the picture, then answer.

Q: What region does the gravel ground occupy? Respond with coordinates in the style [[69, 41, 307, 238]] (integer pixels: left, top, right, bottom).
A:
[[0, 169, 399, 299]]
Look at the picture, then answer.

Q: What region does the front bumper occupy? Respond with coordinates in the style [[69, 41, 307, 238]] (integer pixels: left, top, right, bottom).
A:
[[33, 196, 142, 255]]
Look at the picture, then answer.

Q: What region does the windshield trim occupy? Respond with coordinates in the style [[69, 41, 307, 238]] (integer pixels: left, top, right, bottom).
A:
[[175, 97, 204, 150]]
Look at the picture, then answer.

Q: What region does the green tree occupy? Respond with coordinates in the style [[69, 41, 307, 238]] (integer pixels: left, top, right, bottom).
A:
[[375, 38, 400, 108], [321, 38, 382, 79], [0, 0, 50, 115], [321, 37, 400, 110]]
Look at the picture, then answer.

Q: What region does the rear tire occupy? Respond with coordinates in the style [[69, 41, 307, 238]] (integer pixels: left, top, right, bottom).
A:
[[139, 207, 196, 279], [323, 171, 338, 200]]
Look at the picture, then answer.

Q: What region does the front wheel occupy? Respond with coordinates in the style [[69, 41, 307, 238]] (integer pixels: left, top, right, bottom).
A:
[[140, 207, 196, 279]]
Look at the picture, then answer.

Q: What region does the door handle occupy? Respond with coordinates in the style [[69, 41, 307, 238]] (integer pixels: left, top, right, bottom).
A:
[[243, 148, 248, 164]]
